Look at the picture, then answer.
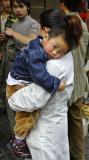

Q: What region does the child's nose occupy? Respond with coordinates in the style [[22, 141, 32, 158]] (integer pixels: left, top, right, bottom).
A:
[[52, 50, 57, 55]]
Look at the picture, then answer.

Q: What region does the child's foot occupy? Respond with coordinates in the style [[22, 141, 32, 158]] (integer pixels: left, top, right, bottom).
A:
[[7, 137, 31, 158]]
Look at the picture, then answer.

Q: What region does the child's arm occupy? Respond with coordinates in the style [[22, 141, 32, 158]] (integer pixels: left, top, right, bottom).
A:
[[27, 50, 62, 95]]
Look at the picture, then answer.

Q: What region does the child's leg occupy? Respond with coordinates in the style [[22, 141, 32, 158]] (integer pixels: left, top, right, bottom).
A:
[[6, 84, 40, 137], [7, 108, 40, 158], [14, 110, 40, 138], [6, 84, 40, 158], [6, 84, 27, 134], [6, 85, 24, 100], [6, 85, 24, 133]]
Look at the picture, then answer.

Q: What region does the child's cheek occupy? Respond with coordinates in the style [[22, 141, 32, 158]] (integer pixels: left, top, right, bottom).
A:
[[44, 45, 52, 54]]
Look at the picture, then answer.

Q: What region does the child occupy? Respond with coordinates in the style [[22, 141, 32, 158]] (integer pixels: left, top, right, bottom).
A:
[[7, 9, 83, 159]]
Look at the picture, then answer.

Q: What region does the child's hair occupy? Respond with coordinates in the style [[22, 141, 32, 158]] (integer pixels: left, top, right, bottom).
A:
[[40, 8, 83, 50], [11, 0, 31, 14], [59, 0, 81, 12]]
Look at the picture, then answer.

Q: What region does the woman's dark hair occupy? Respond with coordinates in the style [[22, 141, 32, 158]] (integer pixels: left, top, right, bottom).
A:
[[60, 0, 82, 12], [40, 8, 66, 29], [64, 14, 83, 48], [40, 8, 83, 50], [11, 0, 31, 14]]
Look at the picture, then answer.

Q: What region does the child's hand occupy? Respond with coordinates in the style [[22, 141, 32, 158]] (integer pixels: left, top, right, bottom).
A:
[[58, 80, 66, 91]]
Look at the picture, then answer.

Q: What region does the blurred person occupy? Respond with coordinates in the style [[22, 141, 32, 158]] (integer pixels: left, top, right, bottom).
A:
[[0, 0, 11, 112], [59, 0, 89, 160], [4, 0, 39, 72]]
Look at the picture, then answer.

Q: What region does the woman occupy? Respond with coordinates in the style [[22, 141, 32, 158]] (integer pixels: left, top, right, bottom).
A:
[[8, 8, 83, 160]]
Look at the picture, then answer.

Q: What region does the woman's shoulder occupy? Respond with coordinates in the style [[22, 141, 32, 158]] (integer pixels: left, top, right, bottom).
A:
[[47, 52, 73, 73]]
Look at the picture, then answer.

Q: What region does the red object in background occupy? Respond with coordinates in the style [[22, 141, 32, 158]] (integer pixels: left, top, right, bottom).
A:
[[79, 11, 89, 31], [79, 11, 89, 21]]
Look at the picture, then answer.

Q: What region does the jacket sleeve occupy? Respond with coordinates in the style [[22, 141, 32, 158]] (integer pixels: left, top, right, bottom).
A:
[[27, 50, 61, 95]]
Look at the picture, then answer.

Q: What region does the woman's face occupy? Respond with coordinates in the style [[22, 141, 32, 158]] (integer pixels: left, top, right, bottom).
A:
[[13, 1, 28, 19], [2, 0, 11, 13], [43, 35, 69, 59]]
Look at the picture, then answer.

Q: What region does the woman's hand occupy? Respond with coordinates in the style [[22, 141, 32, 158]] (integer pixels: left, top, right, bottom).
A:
[[5, 27, 14, 37], [58, 80, 66, 91]]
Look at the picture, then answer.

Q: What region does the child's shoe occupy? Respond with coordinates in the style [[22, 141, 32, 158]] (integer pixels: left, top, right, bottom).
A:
[[7, 137, 31, 158]]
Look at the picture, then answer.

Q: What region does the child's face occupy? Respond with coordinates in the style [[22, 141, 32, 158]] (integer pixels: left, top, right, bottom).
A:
[[43, 35, 69, 59], [13, 1, 28, 19]]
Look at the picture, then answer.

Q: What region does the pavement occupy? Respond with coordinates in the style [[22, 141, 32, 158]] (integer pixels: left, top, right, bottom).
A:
[[85, 133, 89, 160], [0, 111, 89, 160], [0, 112, 24, 160]]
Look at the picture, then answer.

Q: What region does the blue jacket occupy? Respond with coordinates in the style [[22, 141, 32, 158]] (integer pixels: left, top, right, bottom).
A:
[[10, 36, 61, 95]]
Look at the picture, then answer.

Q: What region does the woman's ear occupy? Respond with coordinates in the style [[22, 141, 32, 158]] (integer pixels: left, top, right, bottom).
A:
[[43, 27, 50, 34], [42, 27, 50, 40], [45, 27, 50, 38]]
